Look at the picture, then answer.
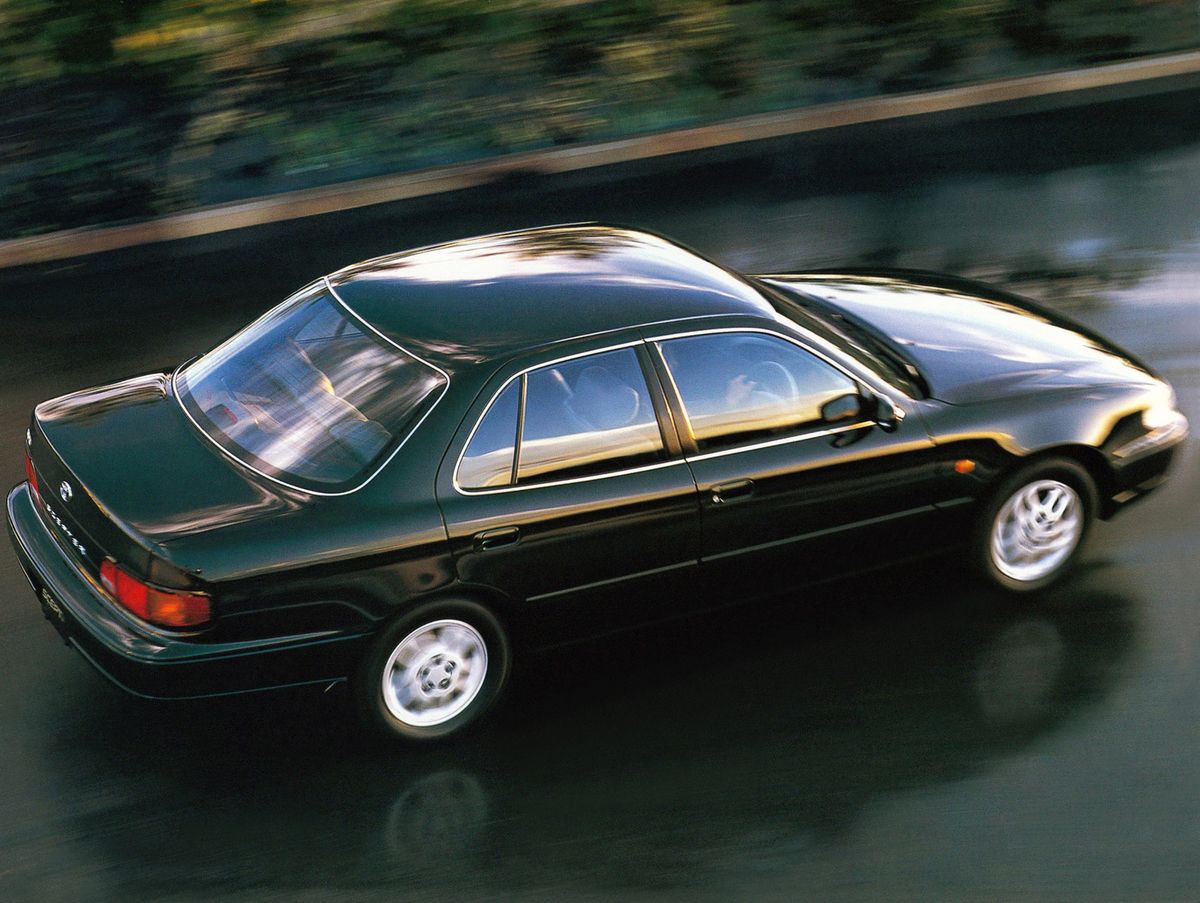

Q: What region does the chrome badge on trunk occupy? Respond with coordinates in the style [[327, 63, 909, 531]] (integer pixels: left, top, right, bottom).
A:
[[41, 501, 88, 562], [40, 588, 64, 622]]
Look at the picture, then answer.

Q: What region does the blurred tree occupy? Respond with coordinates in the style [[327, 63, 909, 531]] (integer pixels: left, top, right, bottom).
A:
[[0, 0, 1196, 238]]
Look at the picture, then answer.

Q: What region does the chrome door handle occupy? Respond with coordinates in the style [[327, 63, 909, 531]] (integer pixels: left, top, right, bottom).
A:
[[473, 526, 520, 551], [710, 479, 755, 504]]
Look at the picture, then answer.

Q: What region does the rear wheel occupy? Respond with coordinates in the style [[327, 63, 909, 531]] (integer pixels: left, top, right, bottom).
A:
[[974, 458, 1098, 593], [354, 600, 509, 741]]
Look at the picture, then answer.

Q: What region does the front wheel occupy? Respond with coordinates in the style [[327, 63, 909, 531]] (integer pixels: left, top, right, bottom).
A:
[[973, 458, 1098, 593], [354, 600, 510, 742]]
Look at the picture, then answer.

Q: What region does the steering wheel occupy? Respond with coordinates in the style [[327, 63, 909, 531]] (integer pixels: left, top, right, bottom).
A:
[[747, 360, 798, 404]]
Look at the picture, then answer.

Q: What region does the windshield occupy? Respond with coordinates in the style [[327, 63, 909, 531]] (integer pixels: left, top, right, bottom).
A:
[[176, 284, 447, 493], [755, 278, 926, 397]]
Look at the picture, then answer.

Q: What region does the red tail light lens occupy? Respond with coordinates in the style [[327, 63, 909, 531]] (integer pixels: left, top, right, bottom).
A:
[[24, 450, 39, 502], [99, 560, 212, 628]]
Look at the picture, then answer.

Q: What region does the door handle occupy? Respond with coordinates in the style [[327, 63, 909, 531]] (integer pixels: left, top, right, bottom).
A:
[[473, 526, 521, 551], [710, 479, 755, 505]]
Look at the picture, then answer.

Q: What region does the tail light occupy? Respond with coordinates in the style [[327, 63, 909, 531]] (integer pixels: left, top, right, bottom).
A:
[[99, 559, 212, 628], [24, 450, 39, 502]]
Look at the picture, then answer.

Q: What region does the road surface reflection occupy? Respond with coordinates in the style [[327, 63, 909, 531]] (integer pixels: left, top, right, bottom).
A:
[[42, 569, 1136, 897]]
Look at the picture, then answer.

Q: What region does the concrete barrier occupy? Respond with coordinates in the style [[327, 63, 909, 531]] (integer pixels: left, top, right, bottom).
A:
[[3, 49, 1199, 270]]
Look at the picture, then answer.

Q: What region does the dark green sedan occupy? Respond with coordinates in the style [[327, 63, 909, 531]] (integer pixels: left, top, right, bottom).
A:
[[7, 225, 1187, 740]]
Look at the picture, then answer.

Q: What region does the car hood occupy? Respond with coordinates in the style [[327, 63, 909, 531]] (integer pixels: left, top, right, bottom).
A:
[[762, 272, 1158, 404], [33, 372, 302, 554]]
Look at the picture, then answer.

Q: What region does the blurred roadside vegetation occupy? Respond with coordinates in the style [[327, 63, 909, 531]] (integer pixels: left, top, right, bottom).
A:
[[1, 0, 1197, 240]]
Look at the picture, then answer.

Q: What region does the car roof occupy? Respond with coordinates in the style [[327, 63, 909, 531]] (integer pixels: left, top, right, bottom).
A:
[[326, 224, 775, 373]]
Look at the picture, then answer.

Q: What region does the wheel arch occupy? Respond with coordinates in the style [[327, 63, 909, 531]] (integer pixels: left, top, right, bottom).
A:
[[1018, 444, 1117, 518], [380, 580, 523, 643], [972, 444, 1104, 592], [351, 583, 514, 741]]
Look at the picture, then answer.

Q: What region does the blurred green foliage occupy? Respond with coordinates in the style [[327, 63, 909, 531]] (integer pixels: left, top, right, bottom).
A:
[[0, 0, 1196, 238]]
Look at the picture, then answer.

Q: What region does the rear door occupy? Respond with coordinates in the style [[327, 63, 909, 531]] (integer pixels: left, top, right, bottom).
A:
[[436, 338, 701, 641], [647, 326, 947, 596]]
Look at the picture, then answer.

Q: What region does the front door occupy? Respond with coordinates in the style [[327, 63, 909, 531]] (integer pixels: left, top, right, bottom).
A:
[[649, 328, 946, 597]]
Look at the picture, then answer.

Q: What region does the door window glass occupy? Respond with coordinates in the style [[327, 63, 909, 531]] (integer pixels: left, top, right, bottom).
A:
[[517, 347, 665, 484], [659, 333, 858, 451]]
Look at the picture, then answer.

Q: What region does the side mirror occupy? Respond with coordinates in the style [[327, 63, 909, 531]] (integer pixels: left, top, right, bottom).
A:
[[873, 393, 904, 432], [820, 392, 866, 424]]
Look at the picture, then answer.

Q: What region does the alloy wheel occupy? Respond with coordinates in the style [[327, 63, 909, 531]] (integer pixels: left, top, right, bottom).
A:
[[989, 479, 1083, 583], [381, 619, 489, 727]]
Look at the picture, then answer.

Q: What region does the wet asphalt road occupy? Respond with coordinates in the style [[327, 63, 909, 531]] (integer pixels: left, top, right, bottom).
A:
[[1, 90, 1198, 900]]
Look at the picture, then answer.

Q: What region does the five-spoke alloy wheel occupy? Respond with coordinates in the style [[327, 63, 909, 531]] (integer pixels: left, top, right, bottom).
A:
[[975, 458, 1098, 593]]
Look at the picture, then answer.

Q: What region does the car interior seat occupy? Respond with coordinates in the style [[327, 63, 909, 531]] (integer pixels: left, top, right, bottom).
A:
[[566, 366, 641, 431]]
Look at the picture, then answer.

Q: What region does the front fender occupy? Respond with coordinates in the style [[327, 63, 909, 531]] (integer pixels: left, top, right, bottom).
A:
[[926, 384, 1155, 458]]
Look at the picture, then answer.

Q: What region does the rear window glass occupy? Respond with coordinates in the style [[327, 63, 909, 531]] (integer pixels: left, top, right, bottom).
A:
[[177, 285, 446, 492]]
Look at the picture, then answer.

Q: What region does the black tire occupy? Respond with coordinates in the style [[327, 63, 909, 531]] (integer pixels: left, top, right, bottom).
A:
[[353, 599, 510, 742], [972, 457, 1099, 593]]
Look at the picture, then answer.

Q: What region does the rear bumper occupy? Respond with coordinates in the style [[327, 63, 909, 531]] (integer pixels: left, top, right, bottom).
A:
[[7, 483, 364, 699]]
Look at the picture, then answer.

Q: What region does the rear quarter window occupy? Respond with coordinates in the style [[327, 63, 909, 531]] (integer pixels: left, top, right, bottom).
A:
[[458, 381, 520, 490]]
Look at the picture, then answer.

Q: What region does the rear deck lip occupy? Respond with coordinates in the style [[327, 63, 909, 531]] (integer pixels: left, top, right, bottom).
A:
[[7, 483, 366, 697]]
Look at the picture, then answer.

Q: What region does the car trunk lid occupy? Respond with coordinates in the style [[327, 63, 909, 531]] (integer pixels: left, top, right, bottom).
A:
[[28, 372, 298, 586]]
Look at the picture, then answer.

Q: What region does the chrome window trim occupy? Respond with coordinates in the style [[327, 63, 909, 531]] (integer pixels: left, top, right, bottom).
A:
[[456, 458, 687, 495], [453, 339, 675, 495], [522, 312, 734, 354], [684, 419, 879, 462], [451, 325, 903, 495], [173, 278, 450, 498], [647, 325, 898, 399], [323, 276, 451, 380], [647, 325, 905, 462]]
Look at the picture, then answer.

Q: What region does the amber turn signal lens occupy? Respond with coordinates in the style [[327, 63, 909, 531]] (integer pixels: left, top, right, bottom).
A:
[[954, 459, 976, 474]]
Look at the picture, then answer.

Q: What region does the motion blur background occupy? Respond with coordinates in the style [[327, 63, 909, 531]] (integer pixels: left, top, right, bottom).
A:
[[2, 0, 1199, 239], [2, 3, 1200, 900]]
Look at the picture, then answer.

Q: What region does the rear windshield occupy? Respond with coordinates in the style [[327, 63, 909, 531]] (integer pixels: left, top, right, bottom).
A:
[[176, 284, 446, 493]]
